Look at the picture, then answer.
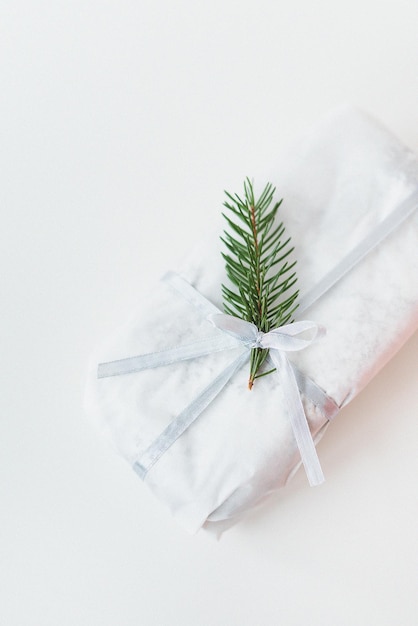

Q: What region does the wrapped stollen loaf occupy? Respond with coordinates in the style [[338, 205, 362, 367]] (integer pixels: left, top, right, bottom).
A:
[[85, 107, 418, 534]]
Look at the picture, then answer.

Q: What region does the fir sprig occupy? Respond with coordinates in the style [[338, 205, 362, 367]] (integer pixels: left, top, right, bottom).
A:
[[221, 178, 299, 389]]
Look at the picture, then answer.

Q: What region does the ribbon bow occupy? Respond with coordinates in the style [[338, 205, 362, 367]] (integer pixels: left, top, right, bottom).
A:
[[208, 314, 325, 485]]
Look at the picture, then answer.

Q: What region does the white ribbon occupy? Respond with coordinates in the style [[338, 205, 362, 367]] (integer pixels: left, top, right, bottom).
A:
[[208, 314, 326, 485], [99, 273, 338, 484], [98, 189, 418, 489]]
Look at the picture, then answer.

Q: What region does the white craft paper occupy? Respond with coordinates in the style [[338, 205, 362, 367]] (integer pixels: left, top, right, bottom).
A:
[[85, 107, 418, 534]]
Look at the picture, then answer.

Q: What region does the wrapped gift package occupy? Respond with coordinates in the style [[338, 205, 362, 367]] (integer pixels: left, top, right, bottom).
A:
[[85, 107, 418, 534]]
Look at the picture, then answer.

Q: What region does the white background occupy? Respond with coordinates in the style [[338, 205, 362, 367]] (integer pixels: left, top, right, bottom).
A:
[[1, 1, 418, 625]]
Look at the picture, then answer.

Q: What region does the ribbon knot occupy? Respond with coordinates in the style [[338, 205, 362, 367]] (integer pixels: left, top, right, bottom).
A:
[[253, 331, 265, 349]]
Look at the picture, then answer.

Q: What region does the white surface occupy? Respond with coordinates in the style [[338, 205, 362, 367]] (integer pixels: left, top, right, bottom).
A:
[[1, 1, 417, 625]]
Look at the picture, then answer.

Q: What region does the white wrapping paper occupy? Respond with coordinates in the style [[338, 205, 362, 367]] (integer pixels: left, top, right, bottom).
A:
[[85, 107, 418, 534]]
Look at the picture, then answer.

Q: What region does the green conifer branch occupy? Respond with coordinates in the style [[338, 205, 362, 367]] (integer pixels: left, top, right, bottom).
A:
[[221, 178, 299, 389]]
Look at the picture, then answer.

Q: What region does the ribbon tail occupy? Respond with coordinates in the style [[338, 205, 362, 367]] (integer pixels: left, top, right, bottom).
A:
[[269, 350, 325, 486], [133, 350, 250, 479]]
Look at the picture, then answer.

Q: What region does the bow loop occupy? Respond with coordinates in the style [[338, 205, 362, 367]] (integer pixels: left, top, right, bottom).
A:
[[261, 321, 325, 351], [207, 313, 259, 347]]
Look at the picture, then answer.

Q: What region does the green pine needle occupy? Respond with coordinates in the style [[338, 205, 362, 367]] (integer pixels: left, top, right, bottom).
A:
[[221, 178, 299, 389]]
